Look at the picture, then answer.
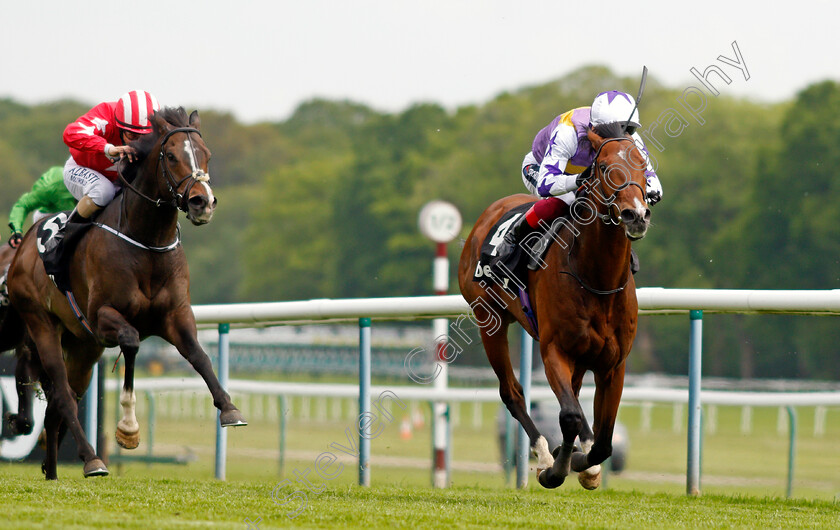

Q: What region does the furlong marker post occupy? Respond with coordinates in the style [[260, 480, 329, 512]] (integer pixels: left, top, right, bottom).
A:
[[432, 241, 451, 488], [418, 200, 462, 488]]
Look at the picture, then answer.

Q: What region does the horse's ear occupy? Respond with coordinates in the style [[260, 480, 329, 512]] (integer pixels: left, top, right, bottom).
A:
[[151, 111, 172, 136], [587, 128, 605, 151], [189, 110, 201, 130]]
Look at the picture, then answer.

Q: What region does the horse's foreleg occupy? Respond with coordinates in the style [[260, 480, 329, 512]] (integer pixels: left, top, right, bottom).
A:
[[41, 398, 61, 480], [539, 346, 586, 489], [570, 368, 600, 489], [96, 307, 141, 449], [575, 363, 625, 473], [478, 312, 552, 475], [164, 309, 246, 427], [26, 315, 107, 478]]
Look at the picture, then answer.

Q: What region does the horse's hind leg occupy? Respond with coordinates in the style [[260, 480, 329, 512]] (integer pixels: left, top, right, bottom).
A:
[[476, 305, 553, 476], [96, 307, 141, 449], [26, 315, 107, 478], [41, 397, 62, 480], [4, 338, 38, 435]]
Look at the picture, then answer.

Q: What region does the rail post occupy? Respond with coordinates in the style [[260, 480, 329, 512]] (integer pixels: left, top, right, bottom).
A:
[[278, 395, 287, 476], [83, 361, 99, 453], [517, 327, 533, 489], [686, 310, 703, 495], [359, 317, 371, 486], [146, 391, 155, 466], [786, 406, 797, 498], [215, 323, 230, 480]]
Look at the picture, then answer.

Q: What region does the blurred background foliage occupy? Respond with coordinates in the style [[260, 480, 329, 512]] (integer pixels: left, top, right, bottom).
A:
[[2, 66, 838, 380]]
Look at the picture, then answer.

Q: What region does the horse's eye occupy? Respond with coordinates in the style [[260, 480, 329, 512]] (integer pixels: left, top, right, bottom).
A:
[[599, 163, 607, 172], [167, 153, 176, 162]]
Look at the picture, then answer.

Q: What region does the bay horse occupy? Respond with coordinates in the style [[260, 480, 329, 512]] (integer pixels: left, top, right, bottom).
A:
[[4, 107, 246, 479], [458, 127, 651, 489]]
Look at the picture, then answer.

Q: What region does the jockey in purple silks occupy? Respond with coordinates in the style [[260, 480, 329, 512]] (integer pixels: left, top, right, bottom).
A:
[[492, 90, 663, 265]]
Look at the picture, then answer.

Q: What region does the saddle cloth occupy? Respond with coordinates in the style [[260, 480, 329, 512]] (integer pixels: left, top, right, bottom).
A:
[[36, 212, 94, 294]]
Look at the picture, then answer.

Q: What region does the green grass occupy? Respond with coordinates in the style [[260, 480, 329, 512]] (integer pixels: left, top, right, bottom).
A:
[[95, 389, 840, 499], [1, 465, 838, 529], [4, 387, 839, 528]]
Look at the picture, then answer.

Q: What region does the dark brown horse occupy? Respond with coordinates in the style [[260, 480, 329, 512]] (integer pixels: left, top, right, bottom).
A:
[[4, 107, 246, 479], [0, 244, 39, 437], [458, 128, 651, 489]]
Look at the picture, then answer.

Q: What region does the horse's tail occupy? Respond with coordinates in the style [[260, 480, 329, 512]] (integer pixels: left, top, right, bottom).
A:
[[0, 305, 25, 353]]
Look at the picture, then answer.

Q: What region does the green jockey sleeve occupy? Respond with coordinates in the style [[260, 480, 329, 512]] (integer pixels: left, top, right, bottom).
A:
[[8, 166, 78, 233]]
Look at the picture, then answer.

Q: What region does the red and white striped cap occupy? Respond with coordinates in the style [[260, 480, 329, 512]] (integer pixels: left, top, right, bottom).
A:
[[115, 90, 160, 134]]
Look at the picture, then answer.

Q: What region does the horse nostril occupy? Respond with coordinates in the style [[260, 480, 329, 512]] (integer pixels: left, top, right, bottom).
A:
[[188, 195, 207, 209], [644, 209, 651, 222], [620, 209, 638, 224], [211, 197, 218, 208]]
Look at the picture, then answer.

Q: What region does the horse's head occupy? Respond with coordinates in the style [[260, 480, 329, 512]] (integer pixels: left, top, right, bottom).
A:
[[584, 128, 650, 240], [149, 109, 217, 225]]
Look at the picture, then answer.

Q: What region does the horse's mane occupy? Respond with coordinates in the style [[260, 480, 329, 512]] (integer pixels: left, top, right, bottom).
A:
[[591, 122, 633, 140], [121, 107, 191, 182]]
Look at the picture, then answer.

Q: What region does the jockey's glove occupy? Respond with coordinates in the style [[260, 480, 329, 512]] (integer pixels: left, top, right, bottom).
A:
[[8, 232, 22, 248], [645, 175, 663, 205]]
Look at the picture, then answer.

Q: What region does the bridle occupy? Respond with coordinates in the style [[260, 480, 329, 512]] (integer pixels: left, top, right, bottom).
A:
[[558, 136, 647, 295], [579, 136, 647, 226], [106, 126, 211, 251], [117, 127, 211, 213]]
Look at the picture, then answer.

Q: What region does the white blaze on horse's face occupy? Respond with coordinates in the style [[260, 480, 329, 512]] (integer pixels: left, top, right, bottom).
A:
[[182, 139, 216, 224]]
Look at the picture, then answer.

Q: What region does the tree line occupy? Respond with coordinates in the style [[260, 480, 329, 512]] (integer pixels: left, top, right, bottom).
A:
[[1, 66, 838, 380]]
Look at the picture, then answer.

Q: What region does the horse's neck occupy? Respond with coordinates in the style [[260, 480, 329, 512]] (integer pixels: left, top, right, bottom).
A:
[[116, 161, 180, 247], [573, 218, 632, 287]]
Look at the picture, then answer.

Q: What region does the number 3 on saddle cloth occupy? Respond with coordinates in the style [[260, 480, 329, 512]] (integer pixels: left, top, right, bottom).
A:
[[36, 212, 97, 335], [472, 202, 542, 337]]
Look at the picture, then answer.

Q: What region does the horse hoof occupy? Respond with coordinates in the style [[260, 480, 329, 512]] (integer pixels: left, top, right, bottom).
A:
[[3, 412, 33, 436], [220, 409, 248, 427], [115, 429, 140, 449], [538, 469, 566, 489], [577, 466, 602, 490], [83, 459, 109, 477]]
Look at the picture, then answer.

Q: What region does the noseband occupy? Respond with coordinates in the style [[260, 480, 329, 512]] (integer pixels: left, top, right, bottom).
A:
[[118, 127, 210, 213], [581, 137, 646, 225]]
